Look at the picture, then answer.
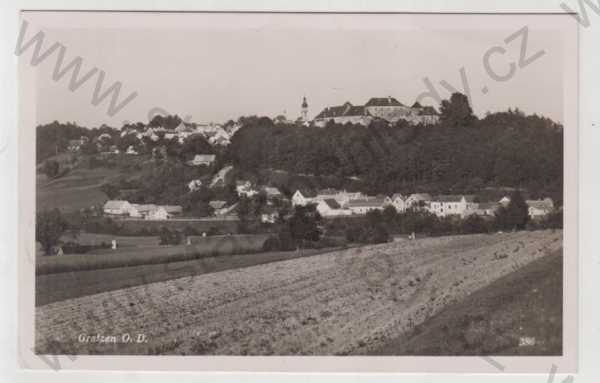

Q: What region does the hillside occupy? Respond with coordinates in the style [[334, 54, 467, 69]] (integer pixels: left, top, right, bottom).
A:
[[225, 111, 563, 204]]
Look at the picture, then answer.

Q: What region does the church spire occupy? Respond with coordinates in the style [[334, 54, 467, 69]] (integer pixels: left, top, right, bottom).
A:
[[301, 96, 308, 121]]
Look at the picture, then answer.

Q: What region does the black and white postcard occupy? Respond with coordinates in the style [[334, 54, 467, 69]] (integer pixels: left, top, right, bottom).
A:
[[16, 10, 579, 373]]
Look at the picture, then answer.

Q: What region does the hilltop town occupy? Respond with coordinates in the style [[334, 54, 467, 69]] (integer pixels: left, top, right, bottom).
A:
[[36, 91, 563, 255]]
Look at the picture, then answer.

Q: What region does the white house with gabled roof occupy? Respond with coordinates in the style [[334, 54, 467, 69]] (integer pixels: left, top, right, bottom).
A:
[[103, 200, 132, 215], [428, 195, 478, 218]]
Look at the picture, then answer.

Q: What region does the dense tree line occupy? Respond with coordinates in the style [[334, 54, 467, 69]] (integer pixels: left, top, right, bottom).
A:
[[226, 96, 563, 205]]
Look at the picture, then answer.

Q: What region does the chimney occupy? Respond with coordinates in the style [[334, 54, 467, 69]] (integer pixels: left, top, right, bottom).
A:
[[387, 96, 392, 104]]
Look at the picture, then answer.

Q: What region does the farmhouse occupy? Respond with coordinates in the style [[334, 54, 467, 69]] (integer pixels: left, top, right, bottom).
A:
[[128, 204, 155, 218], [260, 206, 279, 223], [291, 189, 317, 206], [316, 199, 352, 217], [263, 186, 283, 199], [347, 196, 387, 215], [428, 195, 478, 218], [103, 200, 131, 215], [292, 189, 365, 208], [236, 180, 258, 197], [315, 189, 365, 208], [188, 179, 203, 192], [405, 193, 432, 209], [187, 154, 216, 166], [526, 198, 554, 218], [474, 202, 501, 217], [209, 200, 237, 216], [145, 206, 169, 221], [163, 205, 183, 216], [498, 196, 511, 206], [390, 193, 407, 212]]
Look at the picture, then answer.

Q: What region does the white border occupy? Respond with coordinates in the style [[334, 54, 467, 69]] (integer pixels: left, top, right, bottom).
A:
[[1, 0, 598, 382]]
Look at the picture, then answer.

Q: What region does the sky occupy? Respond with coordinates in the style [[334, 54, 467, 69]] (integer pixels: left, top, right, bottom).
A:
[[28, 14, 569, 128]]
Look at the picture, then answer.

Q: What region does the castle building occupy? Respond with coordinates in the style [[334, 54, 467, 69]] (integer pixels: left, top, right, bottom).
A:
[[313, 96, 439, 127]]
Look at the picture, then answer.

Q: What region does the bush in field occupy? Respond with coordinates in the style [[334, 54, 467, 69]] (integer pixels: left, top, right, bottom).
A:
[[288, 204, 322, 248], [36, 209, 69, 255], [206, 227, 222, 236], [43, 160, 60, 178], [62, 241, 110, 254], [82, 216, 123, 235], [541, 210, 563, 229], [158, 227, 182, 245], [183, 225, 199, 236], [495, 190, 529, 230], [461, 214, 490, 234], [100, 183, 120, 199], [343, 210, 390, 244]]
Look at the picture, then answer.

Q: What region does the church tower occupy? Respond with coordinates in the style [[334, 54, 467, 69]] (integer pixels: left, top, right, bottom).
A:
[[301, 96, 308, 122]]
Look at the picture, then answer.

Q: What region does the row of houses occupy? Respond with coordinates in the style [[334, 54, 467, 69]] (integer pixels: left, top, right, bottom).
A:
[[292, 189, 555, 219], [103, 200, 183, 220], [121, 121, 241, 147]]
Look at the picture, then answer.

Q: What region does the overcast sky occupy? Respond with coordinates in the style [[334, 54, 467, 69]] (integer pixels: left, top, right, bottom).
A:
[[30, 14, 568, 127]]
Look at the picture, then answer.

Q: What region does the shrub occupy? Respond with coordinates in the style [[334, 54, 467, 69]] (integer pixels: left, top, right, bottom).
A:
[[158, 227, 182, 245]]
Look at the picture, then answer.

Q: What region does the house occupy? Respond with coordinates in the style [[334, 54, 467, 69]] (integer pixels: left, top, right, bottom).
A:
[[390, 193, 407, 212], [314, 189, 363, 207], [260, 206, 279, 223], [526, 198, 554, 218], [163, 205, 183, 216], [316, 198, 352, 217], [127, 204, 157, 218], [209, 165, 234, 188], [209, 200, 228, 210], [145, 206, 169, 220], [218, 202, 238, 217], [187, 154, 216, 166], [428, 195, 478, 218], [188, 179, 203, 192], [67, 137, 88, 151], [347, 196, 387, 215], [103, 200, 131, 215], [236, 180, 258, 197], [475, 202, 501, 217], [209, 200, 237, 216], [499, 196, 511, 206], [208, 128, 231, 146], [292, 189, 317, 206], [125, 145, 138, 155], [405, 193, 432, 209], [263, 186, 283, 199]]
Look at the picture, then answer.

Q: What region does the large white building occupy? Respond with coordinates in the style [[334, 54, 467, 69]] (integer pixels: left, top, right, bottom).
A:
[[526, 198, 555, 218], [428, 195, 478, 218], [315, 199, 352, 217], [346, 196, 388, 215], [313, 97, 439, 127], [103, 200, 131, 215], [291, 189, 365, 208]]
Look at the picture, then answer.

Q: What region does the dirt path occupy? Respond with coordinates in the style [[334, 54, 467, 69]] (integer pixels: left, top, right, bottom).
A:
[[35, 230, 562, 355]]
